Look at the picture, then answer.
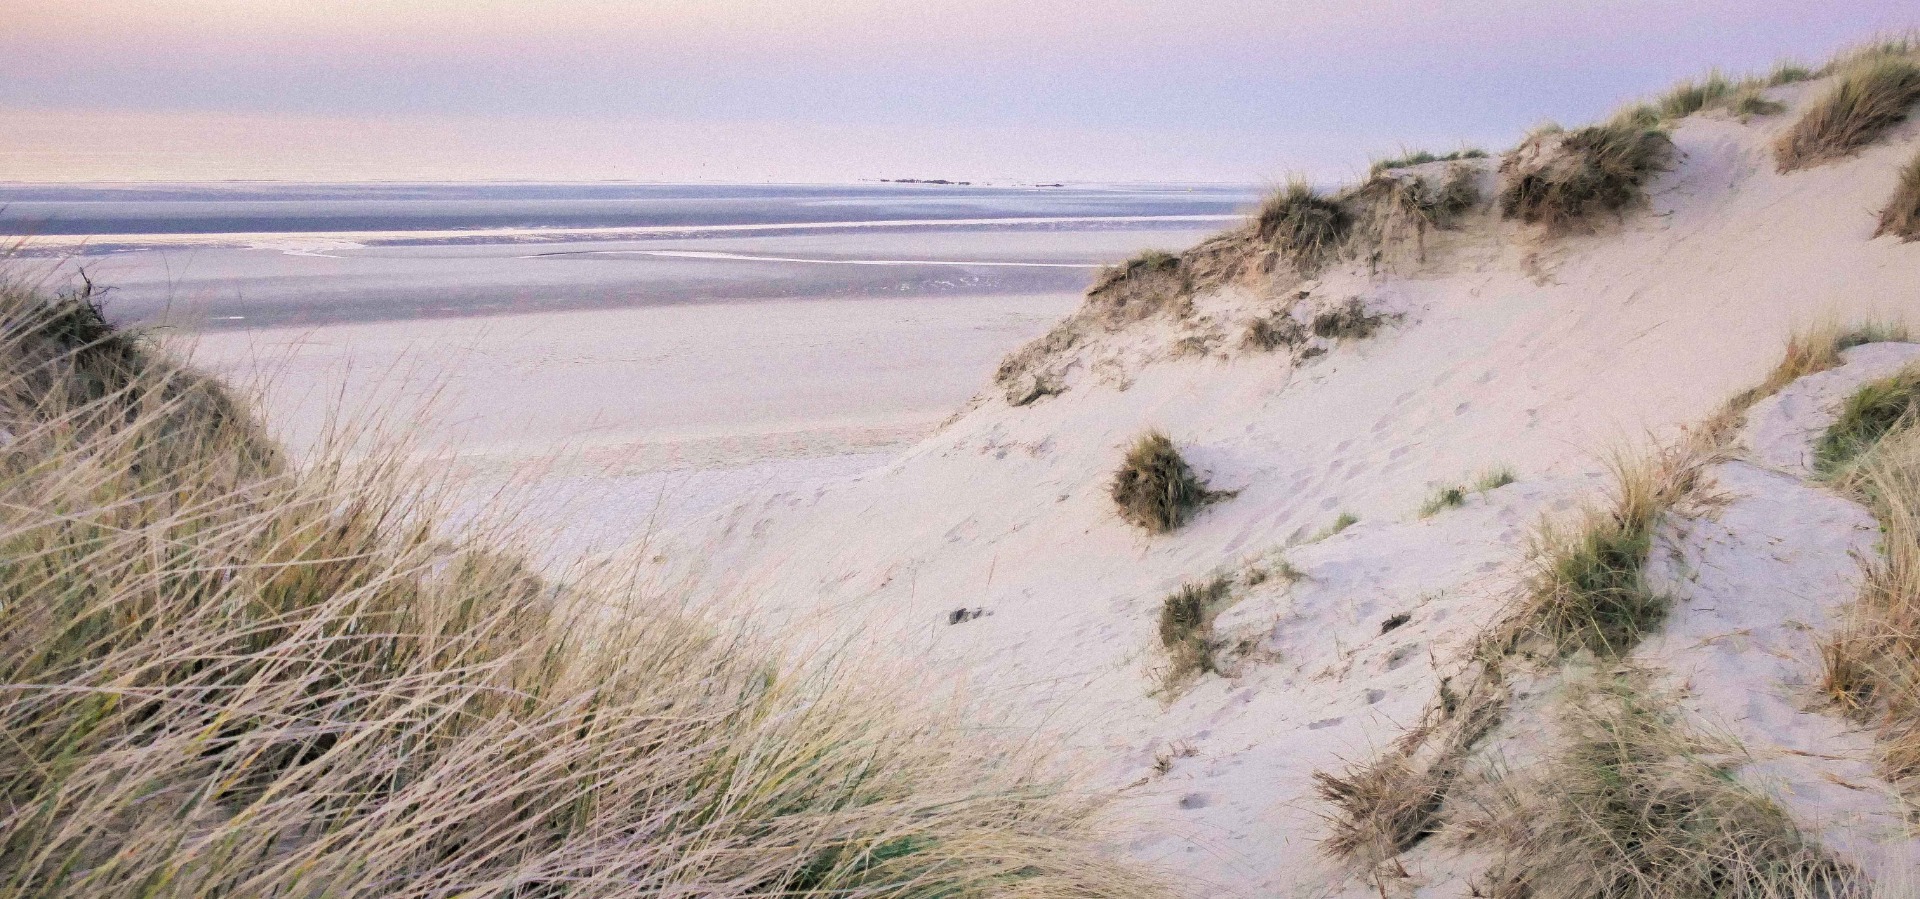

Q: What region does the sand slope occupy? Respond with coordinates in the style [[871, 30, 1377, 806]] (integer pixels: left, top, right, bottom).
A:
[[664, 75, 1920, 896]]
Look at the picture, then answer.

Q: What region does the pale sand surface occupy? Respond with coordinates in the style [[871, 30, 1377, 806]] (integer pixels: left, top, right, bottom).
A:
[[187, 290, 1079, 553]]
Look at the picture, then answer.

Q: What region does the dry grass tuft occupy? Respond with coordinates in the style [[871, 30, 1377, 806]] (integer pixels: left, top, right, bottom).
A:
[[1876, 149, 1920, 241], [1696, 321, 1911, 452], [1819, 420, 1920, 793], [1775, 57, 1920, 172], [1314, 754, 1447, 868], [1310, 512, 1359, 542], [1419, 467, 1516, 518], [0, 282, 1161, 899], [1242, 313, 1306, 352], [1111, 430, 1230, 533], [1503, 448, 1703, 658], [1342, 166, 1482, 263], [1310, 298, 1388, 341], [1255, 179, 1351, 271], [1315, 663, 1508, 874], [1484, 674, 1859, 899], [1770, 61, 1815, 85], [1499, 121, 1673, 232], [1157, 575, 1234, 684], [1084, 249, 1192, 325], [1732, 89, 1789, 118], [1815, 366, 1920, 479], [1368, 147, 1488, 177], [1657, 70, 1738, 119]]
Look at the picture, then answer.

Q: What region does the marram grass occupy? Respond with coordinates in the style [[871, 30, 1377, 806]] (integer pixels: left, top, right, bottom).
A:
[[0, 284, 1160, 899]]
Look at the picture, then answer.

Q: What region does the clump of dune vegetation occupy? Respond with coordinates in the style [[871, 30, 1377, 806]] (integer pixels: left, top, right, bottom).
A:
[[1313, 662, 1507, 878], [1878, 150, 1920, 241], [1368, 148, 1488, 177], [1418, 467, 1516, 518], [1157, 575, 1233, 685], [1256, 179, 1351, 271], [1085, 249, 1192, 324], [1815, 366, 1920, 479], [1311, 512, 1359, 542], [1483, 674, 1858, 899], [1309, 298, 1389, 341], [1770, 61, 1815, 85], [1820, 403, 1920, 793], [1499, 119, 1673, 231], [1344, 166, 1483, 263], [1241, 312, 1306, 352], [1707, 321, 1914, 443], [1775, 56, 1920, 171], [1504, 447, 1705, 658], [1657, 69, 1739, 119], [1111, 430, 1230, 533], [0, 283, 1159, 899], [1731, 89, 1788, 118]]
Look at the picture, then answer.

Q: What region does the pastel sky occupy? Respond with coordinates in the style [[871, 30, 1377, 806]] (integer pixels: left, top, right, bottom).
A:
[[2, 1, 1913, 182]]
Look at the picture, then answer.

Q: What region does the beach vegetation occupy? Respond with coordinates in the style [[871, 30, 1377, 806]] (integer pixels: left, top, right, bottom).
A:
[[1814, 366, 1920, 480], [1656, 69, 1738, 119], [1111, 430, 1229, 533], [1242, 313, 1306, 352], [1085, 248, 1193, 325], [1877, 149, 1920, 241], [1309, 298, 1387, 340], [1255, 179, 1351, 270], [1503, 449, 1697, 658], [1312, 512, 1359, 542], [1368, 147, 1488, 177], [1499, 120, 1674, 231], [1775, 57, 1920, 171], [0, 282, 1160, 899], [1818, 410, 1920, 795], [1157, 575, 1234, 684], [1769, 61, 1815, 85], [1484, 674, 1858, 899], [1418, 467, 1516, 518]]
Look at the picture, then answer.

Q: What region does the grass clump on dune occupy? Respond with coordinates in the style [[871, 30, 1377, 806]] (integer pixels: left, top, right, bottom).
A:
[[1343, 165, 1482, 262], [1731, 89, 1787, 118], [1499, 119, 1673, 232], [1775, 57, 1920, 172], [1418, 467, 1516, 518], [1111, 430, 1230, 533], [1085, 248, 1191, 324], [1368, 147, 1487, 177], [1157, 575, 1233, 685], [1485, 675, 1858, 899], [0, 283, 1159, 899], [1255, 179, 1351, 271], [1815, 366, 1920, 479], [1656, 70, 1738, 119], [1770, 61, 1815, 85], [1877, 150, 1920, 241], [1314, 667, 1506, 878], [1504, 450, 1699, 658], [1241, 312, 1306, 352], [1309, 298, 1388, 341], [1820, 417, 1920, 794]]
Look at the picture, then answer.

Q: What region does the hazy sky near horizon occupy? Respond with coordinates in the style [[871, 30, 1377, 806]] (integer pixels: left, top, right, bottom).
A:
[[3, 1, 1914, 182]]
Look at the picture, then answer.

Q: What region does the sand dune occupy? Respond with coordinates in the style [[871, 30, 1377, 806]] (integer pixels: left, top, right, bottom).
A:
[[658, 66, 1920, 897]]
